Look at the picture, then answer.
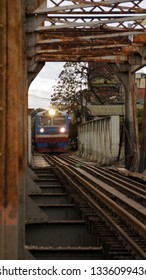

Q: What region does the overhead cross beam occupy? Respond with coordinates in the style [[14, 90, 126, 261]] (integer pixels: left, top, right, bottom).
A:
[[30, 0, 146, 15], [26, 0, 146, 66]]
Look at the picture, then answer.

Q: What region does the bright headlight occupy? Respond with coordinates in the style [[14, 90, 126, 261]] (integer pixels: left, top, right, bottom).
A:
[[60, 127, 65, 133], [49, 108, 56, 116], [40, 128, 44, 133]]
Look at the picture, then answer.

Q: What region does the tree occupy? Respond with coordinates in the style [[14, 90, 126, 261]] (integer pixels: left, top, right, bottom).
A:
[[51, 61, 122, 121], [51, 62, 90, 121]]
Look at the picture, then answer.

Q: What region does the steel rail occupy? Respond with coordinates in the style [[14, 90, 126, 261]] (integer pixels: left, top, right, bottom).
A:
[[81, 165, 146, 199], [55, 155, 146, 223], [59, 154, 146, 195], [44, 155, 146, 259], [63, 164, 146, 238], [59, 165, 146, 259]]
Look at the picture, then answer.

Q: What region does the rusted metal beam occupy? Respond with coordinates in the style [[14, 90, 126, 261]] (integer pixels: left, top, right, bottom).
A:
[[36, 28, 131, 41], [37, 44, 128, 52], [28, 0, 146, 15], [36, 47, 129, 58], [36, 28, 146, 40], [134, 34, 146, 43], [37, 54, 127, 63], [35, 15, 146, 30], [31, 2, 109, 14], [25, 2, 46, 86]]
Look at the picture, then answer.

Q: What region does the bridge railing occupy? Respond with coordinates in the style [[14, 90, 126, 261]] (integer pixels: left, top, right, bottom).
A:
[[77, 116, 121, 165]]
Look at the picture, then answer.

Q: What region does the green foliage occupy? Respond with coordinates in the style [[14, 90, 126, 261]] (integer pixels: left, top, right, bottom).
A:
[[51, 62, 88, 115], [30, 108, 45, 118]]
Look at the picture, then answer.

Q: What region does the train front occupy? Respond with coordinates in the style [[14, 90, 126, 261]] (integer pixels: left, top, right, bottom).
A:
[[35, 108, 69, 153]]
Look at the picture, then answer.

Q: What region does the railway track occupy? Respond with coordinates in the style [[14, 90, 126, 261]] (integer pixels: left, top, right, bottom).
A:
[[25, 161, 103, 260], [58, 154, 146, 200], [55, 154, 146, 223], [25, 154, 146, 260]]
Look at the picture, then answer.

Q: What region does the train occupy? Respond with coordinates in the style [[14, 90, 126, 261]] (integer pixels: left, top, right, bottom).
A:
[[34, 108, 69, 153]]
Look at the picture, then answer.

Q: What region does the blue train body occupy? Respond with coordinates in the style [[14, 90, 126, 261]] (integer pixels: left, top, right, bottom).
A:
[[34, 109, 69, 153]]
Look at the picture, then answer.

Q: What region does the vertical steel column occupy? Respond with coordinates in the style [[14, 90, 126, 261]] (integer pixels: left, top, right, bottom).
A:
[[125, 70, 139, 171], [0, 0, 6, 260], [139, 79, 146, 172], [0, 0, 27, 259], [25, 0, 46, 87], [110, 63, 140, 171]]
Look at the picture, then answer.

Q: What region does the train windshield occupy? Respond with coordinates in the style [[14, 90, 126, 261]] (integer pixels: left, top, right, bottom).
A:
[[53, 116, 66, 126], [38, 117, 51, 126]]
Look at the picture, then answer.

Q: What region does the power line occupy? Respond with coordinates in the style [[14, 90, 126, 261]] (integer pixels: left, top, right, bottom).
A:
[[29, 94, 51, 101]]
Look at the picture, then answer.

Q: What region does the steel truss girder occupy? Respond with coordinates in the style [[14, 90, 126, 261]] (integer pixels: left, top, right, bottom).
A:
[[30, 0, 146, 16], [26, 0, 146, 64]]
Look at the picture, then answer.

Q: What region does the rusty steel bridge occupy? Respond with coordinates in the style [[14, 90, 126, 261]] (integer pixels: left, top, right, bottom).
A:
[[0, 0, 146, 259]]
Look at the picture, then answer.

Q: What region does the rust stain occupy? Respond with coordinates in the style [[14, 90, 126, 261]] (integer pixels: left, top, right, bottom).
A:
[[0, 205, 18, 226], [133, 34, 146, 43], [122, 46, 136, 55]]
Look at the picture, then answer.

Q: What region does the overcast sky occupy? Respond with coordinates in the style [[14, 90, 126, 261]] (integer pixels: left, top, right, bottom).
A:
[[28, 62, 65, 109]]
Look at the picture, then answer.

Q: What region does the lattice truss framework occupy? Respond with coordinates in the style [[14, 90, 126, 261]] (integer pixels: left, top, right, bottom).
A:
[[26, 0, 146, 62]]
